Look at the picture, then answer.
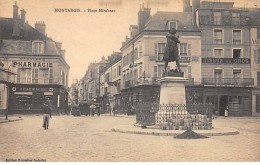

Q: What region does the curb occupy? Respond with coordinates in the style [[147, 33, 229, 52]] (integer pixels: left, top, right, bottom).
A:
[[111, 125, 239, 137], [0, 118, 23, 124]]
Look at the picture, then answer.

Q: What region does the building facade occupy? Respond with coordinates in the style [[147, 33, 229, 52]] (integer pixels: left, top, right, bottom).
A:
[[195, 1, 255, 116], [0, 2, 70, 114], [249, 8, 260, 116], [119, 5, 202, 113]]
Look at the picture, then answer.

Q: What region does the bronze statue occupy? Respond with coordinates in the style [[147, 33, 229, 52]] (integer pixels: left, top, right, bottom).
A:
[[163, 28, 182, 73]]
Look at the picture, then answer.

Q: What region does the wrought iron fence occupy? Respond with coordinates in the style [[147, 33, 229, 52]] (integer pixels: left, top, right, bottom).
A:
[[135, 102, 213, 126]]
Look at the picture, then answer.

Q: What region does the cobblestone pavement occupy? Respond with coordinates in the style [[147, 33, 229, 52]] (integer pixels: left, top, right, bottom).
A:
[[0, 115, 259, 162]]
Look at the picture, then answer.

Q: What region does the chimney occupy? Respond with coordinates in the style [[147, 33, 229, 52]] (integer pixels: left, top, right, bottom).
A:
[[13, 2, 18, 20], [21, 9, 26, 26], [56, 42, 62, 49], [35, 21, 46, 35], [129, 25, 138, 38], [138, 3, 151, 32], [192, 0, 200, 25], [12, 2, 20, 36], [183, 0, 191, 12]]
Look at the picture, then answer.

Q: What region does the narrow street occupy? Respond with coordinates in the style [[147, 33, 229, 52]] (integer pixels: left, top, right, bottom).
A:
[[0, 115, 259, 162]]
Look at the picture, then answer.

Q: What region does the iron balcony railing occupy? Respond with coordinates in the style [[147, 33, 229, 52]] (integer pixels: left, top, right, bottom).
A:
[[125, 77, 161, 88], [202, 78, 254, 87]]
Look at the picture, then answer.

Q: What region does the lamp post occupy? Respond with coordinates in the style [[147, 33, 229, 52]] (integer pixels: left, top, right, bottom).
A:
[[5, 63, 15, 120]]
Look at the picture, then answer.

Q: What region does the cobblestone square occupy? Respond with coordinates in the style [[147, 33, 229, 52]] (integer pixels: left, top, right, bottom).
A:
[[0, 115, 259, 162]]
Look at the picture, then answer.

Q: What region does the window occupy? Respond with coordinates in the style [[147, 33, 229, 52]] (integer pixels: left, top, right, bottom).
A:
[[26, 69, 31, 83], [214, 69, 222, 79], [229, 96, 242, 110], [32, 41, 44, 54], [123, 56, 126, 66], [17, 68, 31, 83], [180, 43, 187, 56], [154, 66, 157, 79], [134, 48, 138, 60], [214, 12, 221, 25], [188, 65, 192, 83], [32, 68, 39, 83], [233, 49, 241, 59], [214, 49, 223, 57], [134, 69, 138, 81], [39, 69, 49, 84], [257, 72, 260, 87], [0, 91, 2, 108], [118, 66, 121, 76], [139, 45, 143, 57], [256, 49, 260, 64], [17, 68, 21, 83], [49, 68, 53, 83], [232, 13, 240, 25], [139, 67, 143, 79], [214, 29, 223, 44], [62, 71, 65, 85], [233, 69, 241, 78], [169, 21, 177, 30], [126, 54, 129, 65], [155, 43, 166, 61], [105, 73, 109, 82], [233, 30, 241, 45]]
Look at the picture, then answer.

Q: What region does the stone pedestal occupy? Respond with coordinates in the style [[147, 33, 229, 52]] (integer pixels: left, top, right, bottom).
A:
[[159, 77, 188, 105], [157, 76, 189, 124]]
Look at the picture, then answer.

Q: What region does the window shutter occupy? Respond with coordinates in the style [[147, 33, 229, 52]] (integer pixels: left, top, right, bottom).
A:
[[154, 66, 158, 79], [188, 44, 191, 56], [154, 43, 158, 55]]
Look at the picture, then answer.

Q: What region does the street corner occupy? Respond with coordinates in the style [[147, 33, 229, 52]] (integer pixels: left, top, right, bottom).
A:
[[0, 116, 23, 124], [111, 124, 239, 137]]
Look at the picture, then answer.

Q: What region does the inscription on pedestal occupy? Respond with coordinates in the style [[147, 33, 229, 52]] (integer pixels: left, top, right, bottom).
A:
[[163, 69, 184, 77]]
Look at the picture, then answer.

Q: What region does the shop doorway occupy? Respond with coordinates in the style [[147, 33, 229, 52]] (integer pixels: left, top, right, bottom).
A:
[[219, 95, 228, 116]]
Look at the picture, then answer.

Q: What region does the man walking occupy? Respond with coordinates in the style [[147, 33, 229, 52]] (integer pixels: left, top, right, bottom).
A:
[[42, 100, 52, 130]]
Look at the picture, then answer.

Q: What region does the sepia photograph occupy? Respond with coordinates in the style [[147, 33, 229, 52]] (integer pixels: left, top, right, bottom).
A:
[[0, 0, 260, 162]]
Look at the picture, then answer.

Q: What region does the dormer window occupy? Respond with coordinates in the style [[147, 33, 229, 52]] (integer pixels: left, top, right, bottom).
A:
[[168, 21, 177, 30], [32, 41, 44, 54]]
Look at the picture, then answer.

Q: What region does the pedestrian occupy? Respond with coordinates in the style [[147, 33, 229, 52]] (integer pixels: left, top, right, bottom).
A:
[[224, 106, 228, 117], [97, 106, 100, 116], [42, 100, 52, 130], [90, 104, 96, 117], [112, 106, 115, 116], [131, 105, 135, 115]]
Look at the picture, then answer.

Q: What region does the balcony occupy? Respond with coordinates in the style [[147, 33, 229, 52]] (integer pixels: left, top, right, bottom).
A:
[[125, 78, 161, 88], [202, 78, 254, 87]]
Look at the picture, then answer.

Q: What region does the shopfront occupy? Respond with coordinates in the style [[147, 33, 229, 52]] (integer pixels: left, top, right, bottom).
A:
[[8, 84, 69, 114]]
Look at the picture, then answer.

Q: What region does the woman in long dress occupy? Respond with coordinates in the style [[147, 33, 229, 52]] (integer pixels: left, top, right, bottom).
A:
[[224, 106, 228, 117]]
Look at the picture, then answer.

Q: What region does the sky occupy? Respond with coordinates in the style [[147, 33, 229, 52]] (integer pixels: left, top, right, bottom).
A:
[[0, 0, 259, 86]]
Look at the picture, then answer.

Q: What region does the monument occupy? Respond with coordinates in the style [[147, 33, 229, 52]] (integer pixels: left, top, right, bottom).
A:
[[157, 28, 189, 123], [156, 28, 212, 130]]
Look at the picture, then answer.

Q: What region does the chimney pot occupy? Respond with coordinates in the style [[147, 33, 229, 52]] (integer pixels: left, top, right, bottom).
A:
[[13, 2, 18, 20], [35, 21, 46, 35]]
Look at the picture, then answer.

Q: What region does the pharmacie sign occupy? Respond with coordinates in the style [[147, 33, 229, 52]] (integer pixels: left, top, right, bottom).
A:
[[12, 61, 53, 68]]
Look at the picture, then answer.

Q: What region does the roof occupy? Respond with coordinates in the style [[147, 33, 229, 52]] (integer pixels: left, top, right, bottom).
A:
[[144, 11, 199, 31], [0, 18, 51, 41], [0, 18, 64, 56], [248, 8, 260, 26]]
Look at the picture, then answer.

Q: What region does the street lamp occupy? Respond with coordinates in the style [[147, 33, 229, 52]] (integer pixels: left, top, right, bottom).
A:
[[5, 63, 15, 120]]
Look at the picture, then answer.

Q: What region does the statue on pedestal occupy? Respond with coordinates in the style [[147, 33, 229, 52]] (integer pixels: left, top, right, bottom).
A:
[[163, 28, 182, 74]]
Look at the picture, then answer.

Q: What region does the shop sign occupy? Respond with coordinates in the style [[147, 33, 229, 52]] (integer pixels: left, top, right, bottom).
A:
[[202, 58, 250, 64], [16, 87, 48, 92], [180, 56, 199, 63], [12, 61, 53, 68]]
